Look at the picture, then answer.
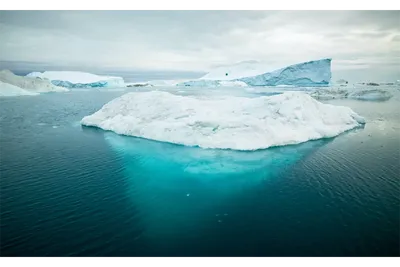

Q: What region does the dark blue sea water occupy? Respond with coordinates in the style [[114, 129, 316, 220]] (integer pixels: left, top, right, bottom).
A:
[[1, 88, 399, 256]]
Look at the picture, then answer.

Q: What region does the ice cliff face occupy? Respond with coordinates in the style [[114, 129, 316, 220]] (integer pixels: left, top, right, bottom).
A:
[[81, 90, 365, 151], [26, 71, 125, 88], [177, 59, 332, 87], [0, 70, 68, 95]]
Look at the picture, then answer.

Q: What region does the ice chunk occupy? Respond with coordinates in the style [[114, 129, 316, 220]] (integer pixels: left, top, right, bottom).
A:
[[81, 91, 365, 151], [309, 88, 393, 101], [348, 89, 393, 101], [0, 81, 39, 97], [126, 82, 153, 88], [0, 70, 68, 94], [177, 59, 332, 87], [26, 71, 125, 88]]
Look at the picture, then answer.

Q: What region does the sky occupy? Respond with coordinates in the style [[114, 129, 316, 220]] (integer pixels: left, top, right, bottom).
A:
[[0, 10, 399, 82]]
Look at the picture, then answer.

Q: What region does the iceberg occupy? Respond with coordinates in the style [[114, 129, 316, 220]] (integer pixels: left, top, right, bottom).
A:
[[26, 71, 125, 88], [126, 82, 153, 88], [0, 81, 39, 97], [81, 90, 365, 151], [177, 59, 332, 87], [348, 89, 393, 101], [309, 88, 393, 101], [0, 70, 68, 94]]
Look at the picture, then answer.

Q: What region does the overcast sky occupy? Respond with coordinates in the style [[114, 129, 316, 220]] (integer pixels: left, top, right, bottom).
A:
[[0, 11, 399, 81]]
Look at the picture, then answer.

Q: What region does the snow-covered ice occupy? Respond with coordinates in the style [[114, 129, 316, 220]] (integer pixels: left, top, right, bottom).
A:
[[81, 90, 365, 150], [0, 81, 39, 97], [27, 71, 125, 88], [0, 70, 68, 94], [177, 59, 332, 87]]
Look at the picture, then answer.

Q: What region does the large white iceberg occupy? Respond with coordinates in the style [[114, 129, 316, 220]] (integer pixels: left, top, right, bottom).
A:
[[26, 71, 125, 88], [0, 81, 39, 97], [81, 91, 365, 150], [0, 70, 68, 94], [177, 59, 332, 87]]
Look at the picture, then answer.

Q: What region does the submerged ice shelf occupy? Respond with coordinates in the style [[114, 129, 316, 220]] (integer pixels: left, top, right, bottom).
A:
[[81, 91, 365, 150], [27, 71, 125, 88]]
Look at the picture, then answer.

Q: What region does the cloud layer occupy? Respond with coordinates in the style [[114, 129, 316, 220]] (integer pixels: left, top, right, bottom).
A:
[[0, 11, 399, 81]]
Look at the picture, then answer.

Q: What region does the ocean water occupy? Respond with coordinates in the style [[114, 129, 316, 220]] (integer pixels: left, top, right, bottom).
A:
[[0, 87, 399, 256]]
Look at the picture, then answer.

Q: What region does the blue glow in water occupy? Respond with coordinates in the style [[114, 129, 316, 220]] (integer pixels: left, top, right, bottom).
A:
[[0, 88, 399, 256]]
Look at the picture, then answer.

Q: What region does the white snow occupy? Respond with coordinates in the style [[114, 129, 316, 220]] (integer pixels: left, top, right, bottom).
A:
[[27, 71, 122, 84], [0, 70, 68, 94], [81, 91, 365, 151], [0, 81, 39, 97]]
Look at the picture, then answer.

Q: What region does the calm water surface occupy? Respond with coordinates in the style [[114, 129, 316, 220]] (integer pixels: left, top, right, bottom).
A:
[[0, 87, 399, 256]]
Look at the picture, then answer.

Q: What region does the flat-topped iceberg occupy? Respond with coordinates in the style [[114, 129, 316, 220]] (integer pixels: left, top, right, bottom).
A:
[[0, 70, 68, 94], [26, 71, 125, 88], [81, 91, 365, 150], [177, 59, 332, 87]]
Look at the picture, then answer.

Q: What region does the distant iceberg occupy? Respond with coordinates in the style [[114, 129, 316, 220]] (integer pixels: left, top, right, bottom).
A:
[[81, 91, 365, 151], [177, 59, 332, 87], [348, 89, 393, 101], [0, 81, 39, 97], [0, 70, 68, 95], [26, 71, 125, 88], [309, 88, 393, 101]]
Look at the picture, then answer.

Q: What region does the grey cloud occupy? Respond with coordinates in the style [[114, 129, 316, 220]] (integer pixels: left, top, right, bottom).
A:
[[0, 10, 399, 81]]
